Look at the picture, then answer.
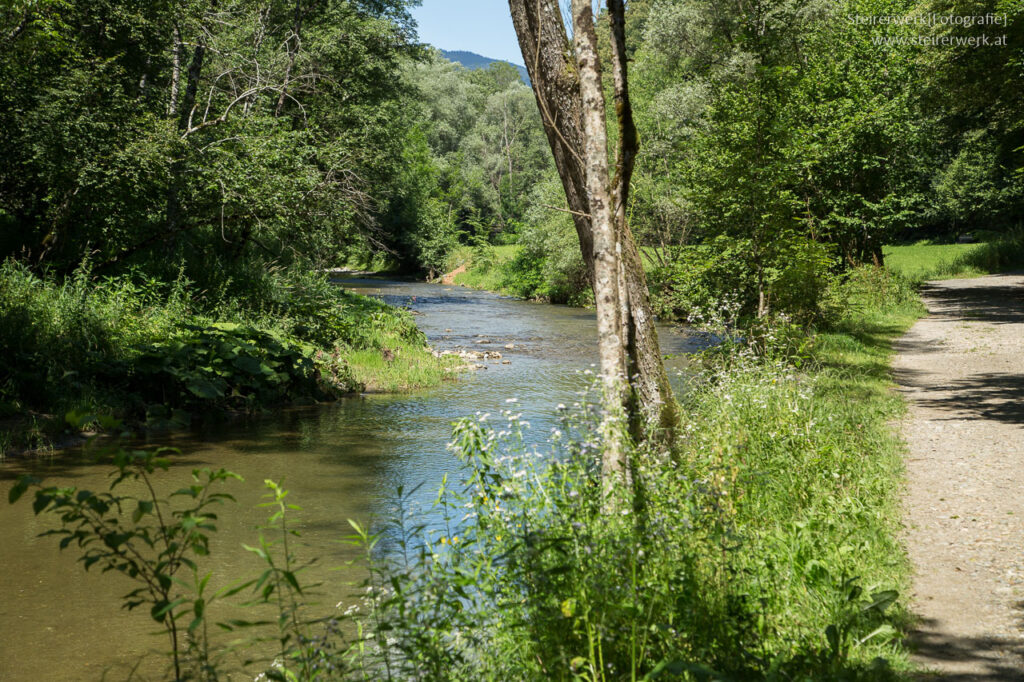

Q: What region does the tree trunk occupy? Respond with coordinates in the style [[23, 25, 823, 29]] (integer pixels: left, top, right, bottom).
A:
[[570, 0, 630, 480], [179, 37, 206, 132], [166, 35, 206, 246], [168, 27, 183, 117], [606, 0, 678, 444], [508, 0, 678, 458]]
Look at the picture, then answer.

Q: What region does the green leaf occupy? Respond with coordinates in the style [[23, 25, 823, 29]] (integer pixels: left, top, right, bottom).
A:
[[231, 356, 264, 375], [151, 597, 187, 623], [863, 589, 899, 614], [186, 377, 224, 400], [281, 570, 302, 594]]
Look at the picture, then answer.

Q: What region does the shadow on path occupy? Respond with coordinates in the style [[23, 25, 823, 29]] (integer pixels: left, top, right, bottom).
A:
[[921, 282, 1024, 325], [910, 373, 1024, 426], [912, 621, 1024, 681], [900, 274, 1024, 680]]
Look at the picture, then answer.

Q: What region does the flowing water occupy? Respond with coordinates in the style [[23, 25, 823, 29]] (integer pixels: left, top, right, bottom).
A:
[[0, 279, 700, 681]]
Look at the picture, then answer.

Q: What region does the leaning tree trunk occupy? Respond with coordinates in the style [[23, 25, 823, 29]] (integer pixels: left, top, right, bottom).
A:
[[508, 0, 678, 459]]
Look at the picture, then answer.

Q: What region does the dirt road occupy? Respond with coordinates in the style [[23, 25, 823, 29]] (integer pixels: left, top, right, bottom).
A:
[[893, 274, 1024, 680]]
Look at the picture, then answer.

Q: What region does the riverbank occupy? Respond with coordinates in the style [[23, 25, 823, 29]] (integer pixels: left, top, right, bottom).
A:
[[0, 261, 460, 457], [674, 266, 927, 673], [1, 266, 931, 679]]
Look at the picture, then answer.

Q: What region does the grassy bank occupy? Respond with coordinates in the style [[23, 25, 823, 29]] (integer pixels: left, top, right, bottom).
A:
[[444, 245, 520, 292], [673, 267, 926, 673], [884, 230, 1024, 281], [0, 260, 458, 456]]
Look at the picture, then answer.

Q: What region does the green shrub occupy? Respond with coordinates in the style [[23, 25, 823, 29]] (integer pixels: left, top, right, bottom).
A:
[[0, 259, 448, 445], [648, 236, 836, 323], [496, 179, 591, 305], [822, 266, 923, 334], [128, 323, 355, 412], [0, 260, 186, 410]]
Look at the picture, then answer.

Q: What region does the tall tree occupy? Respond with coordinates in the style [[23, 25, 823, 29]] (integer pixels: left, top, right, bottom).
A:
[[508, 0, 678, 480]]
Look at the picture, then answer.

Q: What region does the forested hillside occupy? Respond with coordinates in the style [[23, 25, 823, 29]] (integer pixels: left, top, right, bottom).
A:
[[439, 49, 531, 84]]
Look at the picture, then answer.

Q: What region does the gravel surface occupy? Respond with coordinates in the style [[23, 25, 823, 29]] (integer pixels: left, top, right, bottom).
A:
[[893, 274, 1024, 680]]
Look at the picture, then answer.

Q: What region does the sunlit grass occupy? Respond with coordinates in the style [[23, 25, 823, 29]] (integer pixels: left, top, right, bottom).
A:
[[883, 240, 988, 280], [885, 230, 1024, 282], [677, 267, 925, 671], [450, 244, 521, 293], [348, 344, 461, 393]]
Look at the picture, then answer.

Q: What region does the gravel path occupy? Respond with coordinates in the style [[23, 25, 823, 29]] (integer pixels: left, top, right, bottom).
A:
[[893, 274, 1024, 680]]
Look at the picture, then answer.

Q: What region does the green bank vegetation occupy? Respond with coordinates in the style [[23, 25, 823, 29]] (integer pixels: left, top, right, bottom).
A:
[[3, 0, 1023, 678], [0, 261, 457, 455]]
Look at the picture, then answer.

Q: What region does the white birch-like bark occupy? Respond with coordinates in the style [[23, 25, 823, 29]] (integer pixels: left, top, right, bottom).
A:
[[570, 0, 630, 482]]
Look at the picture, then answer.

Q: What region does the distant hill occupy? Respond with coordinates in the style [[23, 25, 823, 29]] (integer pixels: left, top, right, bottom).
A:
[[439, 49, 530, 85]]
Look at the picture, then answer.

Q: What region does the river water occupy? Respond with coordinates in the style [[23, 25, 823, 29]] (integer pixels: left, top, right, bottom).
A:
[[0, 279, 699, 681]]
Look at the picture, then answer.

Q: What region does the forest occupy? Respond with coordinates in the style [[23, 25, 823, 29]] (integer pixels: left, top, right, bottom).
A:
[[1, 0, 1023, 680]]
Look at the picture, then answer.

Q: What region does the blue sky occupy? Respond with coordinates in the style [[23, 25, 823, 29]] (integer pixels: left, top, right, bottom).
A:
[[411, 0, 524, 65]]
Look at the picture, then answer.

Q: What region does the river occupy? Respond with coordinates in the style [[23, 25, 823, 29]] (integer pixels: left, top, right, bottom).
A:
[[0, 278, 699, 681]]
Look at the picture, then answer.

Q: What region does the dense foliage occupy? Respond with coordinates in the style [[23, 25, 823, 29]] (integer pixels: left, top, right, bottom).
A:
[[0, 0, 423, 278], [628, 0, 1022, 320], [0, 0, 467, 448], [435, 0, 1022, 321], [5, 0, 1020, 676], [4, 0, 1019, 321]]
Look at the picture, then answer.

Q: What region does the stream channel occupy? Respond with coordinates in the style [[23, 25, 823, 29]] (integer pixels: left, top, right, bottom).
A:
[[0, 278, 702, 681]]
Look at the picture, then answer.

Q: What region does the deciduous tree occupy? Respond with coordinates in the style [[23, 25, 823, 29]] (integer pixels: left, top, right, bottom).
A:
[[508, 0, 679, 483]]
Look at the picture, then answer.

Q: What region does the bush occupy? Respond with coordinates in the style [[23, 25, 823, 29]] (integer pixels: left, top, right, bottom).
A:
[[501, 180, 590, 305], [0, 260, 189, 410], [129, 323, 355, 412], [649, 236, 836, 324], [0, 259, 447, 443]]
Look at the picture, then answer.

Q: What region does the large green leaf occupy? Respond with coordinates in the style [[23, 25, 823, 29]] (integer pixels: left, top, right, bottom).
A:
[[186, 377, 224, 400]]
